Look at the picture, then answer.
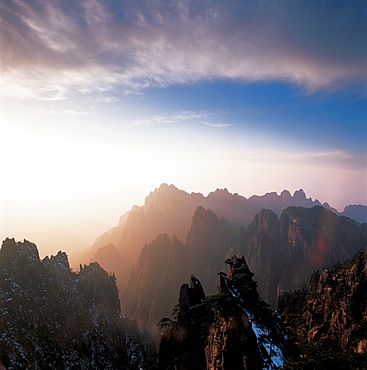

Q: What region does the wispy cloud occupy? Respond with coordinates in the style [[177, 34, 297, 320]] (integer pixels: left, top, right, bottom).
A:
[[1, 0, 366, 99], [238, 149, 367, 169], [39, 109, 88, 116], [201, 121, 233, 128], [130, 111, 210, 126]]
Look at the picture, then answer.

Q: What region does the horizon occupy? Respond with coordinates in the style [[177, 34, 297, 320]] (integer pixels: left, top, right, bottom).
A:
[[1, 183, 365, 259], [1, 1, 366, 257]]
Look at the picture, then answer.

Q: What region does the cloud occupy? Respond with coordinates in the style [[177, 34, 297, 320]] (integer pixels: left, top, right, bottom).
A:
[[130, 111, 210, 126], [1, 0, 366, 99], [201, 121, 233, 128], [235, 148, 367, 170], [39, 109, 88, 116]]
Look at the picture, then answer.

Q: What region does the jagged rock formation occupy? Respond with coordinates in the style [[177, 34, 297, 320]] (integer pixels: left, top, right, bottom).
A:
[[122, 234, 188, 340], [122, 207, 237, 341], [157, 257, 286, 370], [278, 247, 367, 369], [79, 184, 342, 292], [89, 243, 132, 289], [0, 238, 155, 369], [240, 206, 367, 307], [342, 204, 367, 224], [122, 204, 367, 342]]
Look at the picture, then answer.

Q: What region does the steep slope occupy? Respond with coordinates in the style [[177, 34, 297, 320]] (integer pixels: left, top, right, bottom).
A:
[[83, 184, 336, 292], [122, 205, 367, 341], [242, 209, 282, 307], [342, 204, 367, 224], [240, 206, 367, 306], [122, 206, 238, 341], [0, 238, 155, 369], [157, 256, 286, 370], [278, 248, 367, 369], [89, 243, 132, 288], [185, 206, 237, 292], [123, 234, 188, 340]]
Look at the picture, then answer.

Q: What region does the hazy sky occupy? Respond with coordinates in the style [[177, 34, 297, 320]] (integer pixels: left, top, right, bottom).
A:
[[1, 0, 366, 255]]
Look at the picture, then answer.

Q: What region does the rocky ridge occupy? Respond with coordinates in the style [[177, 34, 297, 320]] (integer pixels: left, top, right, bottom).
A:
[[240, 206, 367, 307], [278, 246, 367, 368], [78, 184, 344, 291], [123, 204, 367, 339], [157, 256, 286, 370], [0, 238, 155, 369], [122, 206, 237, 340]]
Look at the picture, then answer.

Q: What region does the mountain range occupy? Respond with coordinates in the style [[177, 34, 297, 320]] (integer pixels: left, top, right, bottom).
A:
[[2, 238, 366, 369], [73, 184, 367, 341], [73, 184, 367, 282], [1, 183, 367, 368], [0, 238, 155, 369]]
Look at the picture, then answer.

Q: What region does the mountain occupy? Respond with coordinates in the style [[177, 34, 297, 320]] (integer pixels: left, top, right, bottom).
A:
[[157, 256, 286, 370], [342, 204, 367, 224], [80, 184, 345, 292], [240, 206, 367, 307], [122, 204, 367, 340], [278, 247, 367, 369], [0, 238, 155, 369], [155, 251, 367, 369], [122, 206, 238, 341]]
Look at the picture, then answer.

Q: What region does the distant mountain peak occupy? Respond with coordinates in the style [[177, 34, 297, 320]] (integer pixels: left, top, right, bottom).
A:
[[1, 238, 40, 265], [280, 189, 292, 197], [293, 188, 306, 199]]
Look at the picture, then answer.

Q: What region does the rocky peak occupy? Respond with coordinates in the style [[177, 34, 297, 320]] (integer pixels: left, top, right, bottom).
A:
[[0, 239, 155, 369], [209, 187, 232, 198], [1, 238, 40, 266], [278, 249, 367, 367], [42, 251, 70, 271], [174, 275, 206, 326], [190, 274, 205, 303], [253, 208, 279, 233], [343, 204, 367, 223], [158, 257, 286, 370], [293, 188, 306, 200], [280, 189, 292, 198]]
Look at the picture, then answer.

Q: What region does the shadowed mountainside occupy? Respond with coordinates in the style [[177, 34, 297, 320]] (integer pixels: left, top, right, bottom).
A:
[[0, 238, 155, 369], [239, 206, 367, 306], [157, 256, 286, 370], [76, 184, 348, 292], [278, 246, 367, 369], [122, 205, 367, 339]]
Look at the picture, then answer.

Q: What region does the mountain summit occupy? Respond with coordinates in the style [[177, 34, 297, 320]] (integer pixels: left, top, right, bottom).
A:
[[76, 184, 351, 292]]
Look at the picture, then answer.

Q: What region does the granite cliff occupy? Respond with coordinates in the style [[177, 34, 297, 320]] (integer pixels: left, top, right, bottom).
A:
[[122, 206, 237, 340], [122, 205, 367, 339], [240, 206, 367, 307], [77, 184, 340, 293], [278, 247, 367, 369], [157, 256, 286, 370], [0, 238, 155, 369]]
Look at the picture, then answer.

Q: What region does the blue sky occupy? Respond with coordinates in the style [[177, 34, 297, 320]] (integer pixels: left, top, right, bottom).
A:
[[0, 0, 366, 255]]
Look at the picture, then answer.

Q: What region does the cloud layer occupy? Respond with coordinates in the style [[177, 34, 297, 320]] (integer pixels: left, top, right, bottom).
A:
[[1, 0, 366, 99]]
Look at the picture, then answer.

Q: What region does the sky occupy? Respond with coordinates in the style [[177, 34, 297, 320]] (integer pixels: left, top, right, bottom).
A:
[[1, 0, 366, 257]]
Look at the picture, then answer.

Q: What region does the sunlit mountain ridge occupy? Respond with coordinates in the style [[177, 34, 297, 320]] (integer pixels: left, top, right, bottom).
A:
[[70, 184, 366, 342]]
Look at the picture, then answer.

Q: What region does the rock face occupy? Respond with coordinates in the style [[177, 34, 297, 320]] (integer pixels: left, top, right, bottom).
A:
[[122, 206, 237, 341], [81, 184, 336, 292], [122, 234, 188, 340], [157, 256, 286, 370], [0, 238, 155, 369], [241, 206, 367, 307], [343, 204, 367, 224], [123, 204, 367, 342], [278, 247, 367, 368]]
